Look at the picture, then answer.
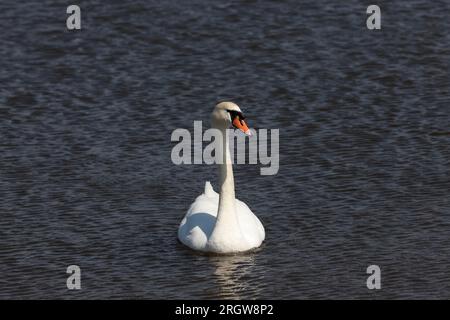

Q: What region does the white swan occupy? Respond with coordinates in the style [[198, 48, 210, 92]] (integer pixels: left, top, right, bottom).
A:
[[178, 102, 265, 254]]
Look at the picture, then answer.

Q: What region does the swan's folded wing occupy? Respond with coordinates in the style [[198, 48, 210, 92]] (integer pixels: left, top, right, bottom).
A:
[[235, 198, 265, 246], [177, 191, 219, 251], [203, 181, 217, 198]]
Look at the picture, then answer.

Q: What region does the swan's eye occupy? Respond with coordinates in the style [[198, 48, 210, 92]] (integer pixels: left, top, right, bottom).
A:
[[227, 110, 245, 122]]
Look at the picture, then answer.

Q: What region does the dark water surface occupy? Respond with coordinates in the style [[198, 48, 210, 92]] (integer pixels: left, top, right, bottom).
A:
[[1, 0, 449, 299]]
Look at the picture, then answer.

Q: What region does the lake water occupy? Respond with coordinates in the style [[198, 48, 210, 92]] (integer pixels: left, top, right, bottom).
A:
[[0, 0, 449, 299]]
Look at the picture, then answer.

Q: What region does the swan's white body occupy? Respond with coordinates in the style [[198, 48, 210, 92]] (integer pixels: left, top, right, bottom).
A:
[[178, 102, 265, 254], [178, 181, 265, 253]]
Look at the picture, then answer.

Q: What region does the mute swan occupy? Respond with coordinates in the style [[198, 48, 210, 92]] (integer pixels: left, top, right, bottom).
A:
[[178, 102, 265, 254]]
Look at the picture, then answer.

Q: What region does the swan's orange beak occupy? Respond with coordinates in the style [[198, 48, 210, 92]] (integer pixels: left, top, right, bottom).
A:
[[232, 116, 251, 136]]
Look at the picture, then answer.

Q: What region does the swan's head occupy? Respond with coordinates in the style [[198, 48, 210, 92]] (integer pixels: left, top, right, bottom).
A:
[[211, 102, 251, 135]]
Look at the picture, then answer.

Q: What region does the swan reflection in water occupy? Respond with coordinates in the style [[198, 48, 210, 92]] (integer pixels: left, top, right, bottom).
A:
[[208, 253, 263, 299]]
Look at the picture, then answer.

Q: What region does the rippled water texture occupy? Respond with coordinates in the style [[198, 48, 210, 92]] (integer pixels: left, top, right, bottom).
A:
[[0, 0, 449, 299]]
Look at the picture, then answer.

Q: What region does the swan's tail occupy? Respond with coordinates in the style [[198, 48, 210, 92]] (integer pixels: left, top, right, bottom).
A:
[[204, 181, 215, 197]]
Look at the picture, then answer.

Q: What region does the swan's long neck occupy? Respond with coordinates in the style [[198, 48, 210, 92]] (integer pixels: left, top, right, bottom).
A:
[[214, 126, 240, 232]]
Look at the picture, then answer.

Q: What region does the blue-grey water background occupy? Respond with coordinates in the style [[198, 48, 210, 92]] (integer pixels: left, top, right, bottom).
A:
[[0, 0, 449, 299]]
